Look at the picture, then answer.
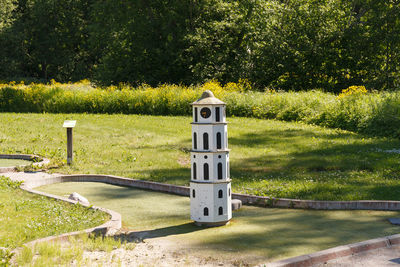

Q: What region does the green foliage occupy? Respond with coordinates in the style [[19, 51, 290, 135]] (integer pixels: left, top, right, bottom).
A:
[[1, 81, 400, 137], [0, 0, 92, 81], [90, 0, 191, 86], [16, 246, 33, 266], [15, 234, 126, 266], [0, 175, 23, 190], [77, 233, 122, 253], [0, 0, 16, 30], [0, 0, 399, 91], [0, 248, 14, 267]]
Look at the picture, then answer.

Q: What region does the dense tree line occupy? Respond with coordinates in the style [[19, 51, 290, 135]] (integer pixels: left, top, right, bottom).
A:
[[0, 0, 399, 92]]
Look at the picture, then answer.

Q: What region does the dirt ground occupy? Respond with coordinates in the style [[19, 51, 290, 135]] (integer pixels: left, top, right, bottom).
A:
[[69, 236, 252, 267]]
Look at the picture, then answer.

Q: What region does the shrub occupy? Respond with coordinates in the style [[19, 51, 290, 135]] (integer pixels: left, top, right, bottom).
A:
[[1, 81, 399, 137]]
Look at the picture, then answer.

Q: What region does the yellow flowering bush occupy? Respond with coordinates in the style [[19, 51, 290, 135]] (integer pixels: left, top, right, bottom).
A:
[[338, 86, 368, 99], [1, 80, 400, 137]]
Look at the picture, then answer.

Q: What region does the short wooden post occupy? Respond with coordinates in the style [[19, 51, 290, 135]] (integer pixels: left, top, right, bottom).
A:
[[67, 128, 73, 164], [63, 120, 76, 165]]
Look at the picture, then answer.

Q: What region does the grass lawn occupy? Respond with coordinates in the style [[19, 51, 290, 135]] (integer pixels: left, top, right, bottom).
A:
[[39, 182, 400, 264], [0, 159, 30, 167], [1, 113, 400, 200], [0, 176, 109, 249]]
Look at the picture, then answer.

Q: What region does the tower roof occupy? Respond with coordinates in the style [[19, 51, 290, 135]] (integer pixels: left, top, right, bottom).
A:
[[192, 90, 225, 105]]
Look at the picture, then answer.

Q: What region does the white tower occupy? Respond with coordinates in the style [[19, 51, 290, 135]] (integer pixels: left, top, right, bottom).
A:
[[190, 90, 232, 226]]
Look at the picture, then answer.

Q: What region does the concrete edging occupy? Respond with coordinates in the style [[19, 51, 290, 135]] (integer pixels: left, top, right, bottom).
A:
[[28, 173, 400, 211], [17, 173, 400, 266], [265, 234, 400, 267], [10, 179, 122, 258], [0, 154, 50, 173]]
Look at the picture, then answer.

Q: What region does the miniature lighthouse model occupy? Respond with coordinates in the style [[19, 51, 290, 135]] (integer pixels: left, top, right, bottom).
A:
[[190, 90, 232, 226]]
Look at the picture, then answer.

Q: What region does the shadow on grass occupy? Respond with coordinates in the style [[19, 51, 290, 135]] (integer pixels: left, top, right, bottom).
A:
[[113, 204, 400, 260], [124, 126, 400, 200], [189, 208, 400, 259], [116, 222, 204, 242], [39, 181, 400, 262], [90, 126, 400, 201], [230, 128, 400, 173]]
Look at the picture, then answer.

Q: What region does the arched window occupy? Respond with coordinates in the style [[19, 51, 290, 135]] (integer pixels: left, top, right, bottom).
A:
[[216, 107, 220, 122], [193, 132, 197, 149], [216, 132, 222, 149], [218, 207, 223, 215], [194, 107, 198, 122], [218, 189, 223, 198], [192, 189, 195, 198], [204, 207, 209, 216], [203, 163, 209, 180], [203, 133, 209, 150], [193, 163, 197, 180], [218, 163, 223, 180]]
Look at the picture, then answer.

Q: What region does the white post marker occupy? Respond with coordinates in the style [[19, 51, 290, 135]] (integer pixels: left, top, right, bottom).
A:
[[63, 120, 76, 165]]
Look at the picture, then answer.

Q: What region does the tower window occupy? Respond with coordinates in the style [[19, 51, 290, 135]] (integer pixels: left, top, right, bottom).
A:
[[227, 161, 230, 178], [216, 107, 220, 122], [218, 207, 223, 215], [217, 132, 222, 149], [218, 163, 223, 180], [218, 189, 223, 198], [192, 189, 195, 198], [204, 207, 209, 216], [193, 132, 197, 149], [194, 107, 198, 122], [193, 163, 197, 180], [203, 133, 209, 150], [203, 163, 209, 180]]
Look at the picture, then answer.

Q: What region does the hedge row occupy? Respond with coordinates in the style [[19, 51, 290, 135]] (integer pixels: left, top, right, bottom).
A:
[[1, 82, 399, 138]]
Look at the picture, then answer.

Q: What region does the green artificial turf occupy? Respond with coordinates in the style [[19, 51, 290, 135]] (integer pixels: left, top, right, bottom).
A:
[[39, 182, 400, 263], [0, 159, 30, 167], [0, 176, 109, 249], [1, 112, 400, 201]]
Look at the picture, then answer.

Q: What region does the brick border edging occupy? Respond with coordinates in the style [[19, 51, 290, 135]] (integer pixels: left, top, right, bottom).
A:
[[0, 154, 50, 173], [264, 234, 400, 267]]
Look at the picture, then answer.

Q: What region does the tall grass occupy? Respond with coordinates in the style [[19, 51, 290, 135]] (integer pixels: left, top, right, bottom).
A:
[[1, 81, 400, 137], [15, 234, 129, 266]]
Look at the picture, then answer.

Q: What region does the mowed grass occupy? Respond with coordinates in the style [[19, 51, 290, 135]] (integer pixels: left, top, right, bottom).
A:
[[0, 176, 109, 249], [0, 159, 30, 167], [39, 182, 400, 263], [1, 113, 400, 200]]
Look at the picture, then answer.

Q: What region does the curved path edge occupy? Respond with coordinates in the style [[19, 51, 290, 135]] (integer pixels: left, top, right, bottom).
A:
[[0, 154, 50, 173], [13, 173, 400, 266], [9, 175, 122, 259]]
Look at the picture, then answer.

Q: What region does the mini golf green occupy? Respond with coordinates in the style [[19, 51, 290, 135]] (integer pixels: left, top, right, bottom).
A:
[[38, 182, 400, 264], [0, 158, 30, 167]]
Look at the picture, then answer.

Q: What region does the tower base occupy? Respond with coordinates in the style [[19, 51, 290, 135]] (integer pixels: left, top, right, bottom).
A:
[[194, 220, 230, 227]]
